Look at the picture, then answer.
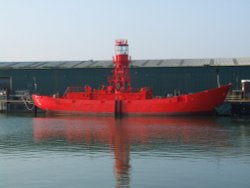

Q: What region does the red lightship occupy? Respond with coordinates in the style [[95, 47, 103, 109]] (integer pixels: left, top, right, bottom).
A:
[[32, 40, 231, 116]]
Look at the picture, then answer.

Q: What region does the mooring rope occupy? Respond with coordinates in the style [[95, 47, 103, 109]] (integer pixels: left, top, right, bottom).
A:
[[22, 98, 35, 111]]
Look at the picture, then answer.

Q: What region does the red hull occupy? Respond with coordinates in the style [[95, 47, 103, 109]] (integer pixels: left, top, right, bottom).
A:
[[32, 84, 231, 116]]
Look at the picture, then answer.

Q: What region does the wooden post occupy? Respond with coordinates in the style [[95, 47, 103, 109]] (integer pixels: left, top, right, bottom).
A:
[[34, 105, 37, 117], [115, 100, 122, 118]]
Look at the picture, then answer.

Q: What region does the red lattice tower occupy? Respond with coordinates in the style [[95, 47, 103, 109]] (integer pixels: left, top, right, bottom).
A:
[[112, 39, 132, 92]]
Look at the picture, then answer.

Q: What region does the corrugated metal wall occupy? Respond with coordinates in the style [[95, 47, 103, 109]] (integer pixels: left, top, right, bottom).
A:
[[0, 66, 249, 96], [131, 66, 248, 95]]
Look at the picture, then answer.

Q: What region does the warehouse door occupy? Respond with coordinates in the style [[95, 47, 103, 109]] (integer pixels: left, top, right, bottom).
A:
[[0, 77, 11, 95]]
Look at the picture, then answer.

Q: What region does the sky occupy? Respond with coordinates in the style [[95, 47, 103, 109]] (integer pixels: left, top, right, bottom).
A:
[[0, 0, 249, 61]]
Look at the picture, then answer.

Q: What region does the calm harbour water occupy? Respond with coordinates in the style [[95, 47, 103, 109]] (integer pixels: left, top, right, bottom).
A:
[[0, 114, 250, 188]]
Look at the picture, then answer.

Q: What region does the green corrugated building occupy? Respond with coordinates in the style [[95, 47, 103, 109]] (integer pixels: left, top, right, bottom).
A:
[[0, 58, 250, 97]]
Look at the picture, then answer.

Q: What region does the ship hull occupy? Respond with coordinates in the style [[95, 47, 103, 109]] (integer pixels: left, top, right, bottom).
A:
[[32, 84, 231, 116]]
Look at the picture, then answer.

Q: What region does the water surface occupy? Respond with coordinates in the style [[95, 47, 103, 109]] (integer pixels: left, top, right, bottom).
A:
[[0, 114, 250, 187]]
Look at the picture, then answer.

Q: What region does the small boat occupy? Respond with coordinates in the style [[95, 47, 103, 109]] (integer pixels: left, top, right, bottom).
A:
[[32, 40, 231, 116]]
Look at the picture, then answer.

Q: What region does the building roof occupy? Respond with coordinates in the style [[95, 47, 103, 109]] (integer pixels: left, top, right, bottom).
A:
[[0, 58, 250, 69]]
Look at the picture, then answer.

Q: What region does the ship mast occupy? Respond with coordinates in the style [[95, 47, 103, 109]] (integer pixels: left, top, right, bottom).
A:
[[112, 39, 132, 92]]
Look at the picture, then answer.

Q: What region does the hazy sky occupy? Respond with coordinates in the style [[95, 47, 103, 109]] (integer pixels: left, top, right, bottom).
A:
[[0, 0, 249, 61]]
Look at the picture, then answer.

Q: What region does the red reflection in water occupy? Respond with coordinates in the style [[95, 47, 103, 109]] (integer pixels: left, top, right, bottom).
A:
[[33, 117, 227, 187]]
